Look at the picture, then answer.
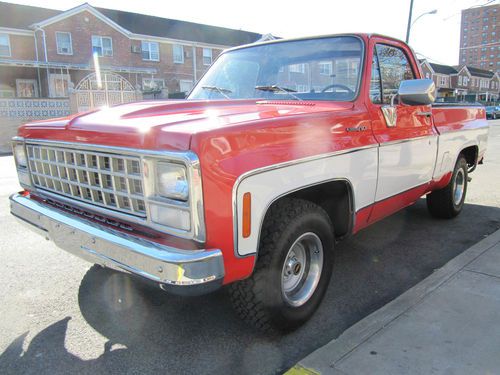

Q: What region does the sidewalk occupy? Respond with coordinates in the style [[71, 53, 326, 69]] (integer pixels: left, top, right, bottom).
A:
[[287, 228, 500, 375]]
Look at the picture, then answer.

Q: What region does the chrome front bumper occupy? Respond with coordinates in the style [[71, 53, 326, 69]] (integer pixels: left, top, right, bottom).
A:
[[9, 193, 224, 295]]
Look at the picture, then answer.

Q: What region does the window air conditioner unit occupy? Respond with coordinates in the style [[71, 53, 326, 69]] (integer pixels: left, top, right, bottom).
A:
[[184, 50, 191, 58], [131, 45, 141, 54]]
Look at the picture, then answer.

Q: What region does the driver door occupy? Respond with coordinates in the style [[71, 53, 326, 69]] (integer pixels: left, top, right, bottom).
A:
[[367, 40, 438, 223]]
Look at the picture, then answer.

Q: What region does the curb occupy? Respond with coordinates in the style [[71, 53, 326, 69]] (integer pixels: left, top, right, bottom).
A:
[[287, 227, 500, 374]]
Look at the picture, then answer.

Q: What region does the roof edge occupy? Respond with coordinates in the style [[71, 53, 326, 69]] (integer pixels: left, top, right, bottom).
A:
[[29, 3, 131, 37]]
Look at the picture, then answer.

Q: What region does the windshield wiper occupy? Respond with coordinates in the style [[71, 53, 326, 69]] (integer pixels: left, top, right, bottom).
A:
[[255, 85, 301, 100], [201, 85, 232, 99]]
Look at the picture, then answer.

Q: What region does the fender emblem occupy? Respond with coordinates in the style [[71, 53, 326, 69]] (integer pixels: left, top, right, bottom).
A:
[[346, 126, 368, 132]]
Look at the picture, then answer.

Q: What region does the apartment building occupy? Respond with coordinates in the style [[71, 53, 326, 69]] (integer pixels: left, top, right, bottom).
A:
[[459, 3, 500, 71], [0, 2, 262, 110]]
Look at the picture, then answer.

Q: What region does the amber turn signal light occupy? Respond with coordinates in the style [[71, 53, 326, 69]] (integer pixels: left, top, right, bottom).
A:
[[242, 192, 251, 238]]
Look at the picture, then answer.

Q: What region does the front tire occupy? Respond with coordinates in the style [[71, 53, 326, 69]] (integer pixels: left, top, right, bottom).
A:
[[230, 198, 334, 332], [427, 155, 468, 218]]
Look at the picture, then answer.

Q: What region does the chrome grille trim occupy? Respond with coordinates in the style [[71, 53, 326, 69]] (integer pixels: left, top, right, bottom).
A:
[[26, 143, 146, 217], [16, 138, 207, 243]]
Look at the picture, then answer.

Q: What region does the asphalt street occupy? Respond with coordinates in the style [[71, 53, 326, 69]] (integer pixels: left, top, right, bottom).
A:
[[1, 121, 499, 375]]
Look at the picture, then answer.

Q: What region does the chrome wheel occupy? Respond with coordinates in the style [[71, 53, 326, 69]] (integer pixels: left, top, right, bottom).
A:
[[281, 232, 324, 307], [453, 168, 465, 205]]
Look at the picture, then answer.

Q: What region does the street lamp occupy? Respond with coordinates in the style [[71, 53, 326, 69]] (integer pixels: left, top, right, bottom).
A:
[[405, 3, 438, 43]]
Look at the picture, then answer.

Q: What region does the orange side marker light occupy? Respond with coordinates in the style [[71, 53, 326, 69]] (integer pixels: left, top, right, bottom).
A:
[[242, 192, 251, 238]]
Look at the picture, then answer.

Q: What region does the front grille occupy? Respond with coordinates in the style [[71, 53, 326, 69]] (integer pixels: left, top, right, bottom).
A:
[[26, 143, 146, 217]]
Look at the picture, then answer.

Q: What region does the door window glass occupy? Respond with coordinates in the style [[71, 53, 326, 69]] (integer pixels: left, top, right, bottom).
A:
[[375, 44, 415, 103]]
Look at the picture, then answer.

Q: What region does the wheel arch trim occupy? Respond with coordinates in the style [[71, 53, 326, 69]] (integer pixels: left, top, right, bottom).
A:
[[231, 145, 377, 259]]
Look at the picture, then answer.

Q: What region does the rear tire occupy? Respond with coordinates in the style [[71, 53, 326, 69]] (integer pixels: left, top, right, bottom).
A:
[[230, 198, 334, 332], [427, 155, 468, 219]]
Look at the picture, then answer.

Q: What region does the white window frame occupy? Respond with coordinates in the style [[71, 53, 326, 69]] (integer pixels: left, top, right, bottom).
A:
[[141, 41, 160, 61], [173, 44, 184, 64], [92, 35, 113, 57], [458, 76, 463, 85], [296, 84, 309, 93], [202, 48, 212, 65], [142, 77, 165, 91], [56, 32, 73, 55], [179, 79, 193, 93], [16, 79, 39, 98], [318, 61, 332, 76], [0, 33, 11, 57], [289, 63, 305, 73]]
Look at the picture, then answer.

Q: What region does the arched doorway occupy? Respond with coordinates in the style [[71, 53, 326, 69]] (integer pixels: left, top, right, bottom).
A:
[[75, 72, 137, 112]]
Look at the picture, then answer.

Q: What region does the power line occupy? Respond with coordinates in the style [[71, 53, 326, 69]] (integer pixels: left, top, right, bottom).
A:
[[442, 0, 497, 21], [414, 52, 452, 66]]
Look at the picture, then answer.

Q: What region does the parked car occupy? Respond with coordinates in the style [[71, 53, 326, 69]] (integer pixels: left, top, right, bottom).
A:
[[10, 34, 489, 332], [485, 105, 500, 119]]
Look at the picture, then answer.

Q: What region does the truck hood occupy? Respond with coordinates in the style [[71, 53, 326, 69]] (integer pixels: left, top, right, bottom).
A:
[[18, 99, 353, 151]]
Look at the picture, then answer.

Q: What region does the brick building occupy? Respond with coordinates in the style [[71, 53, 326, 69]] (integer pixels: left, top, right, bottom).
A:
[[0, 1, 262, 110], [420, 59, 500, 102], [459, 3, 500, 71]]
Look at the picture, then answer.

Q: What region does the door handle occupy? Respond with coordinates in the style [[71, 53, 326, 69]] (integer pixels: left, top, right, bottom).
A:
[[415, 111, 432, 117]]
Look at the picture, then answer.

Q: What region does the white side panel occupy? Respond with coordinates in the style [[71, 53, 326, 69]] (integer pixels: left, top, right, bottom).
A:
[[235, 147, 378, 256], [433, 128, 489, 180], [375, 136, 438, 201]]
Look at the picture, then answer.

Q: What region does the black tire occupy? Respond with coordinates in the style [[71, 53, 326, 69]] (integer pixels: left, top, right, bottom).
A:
[[427, 155, 468, 219], [230, 198, 334, 332]]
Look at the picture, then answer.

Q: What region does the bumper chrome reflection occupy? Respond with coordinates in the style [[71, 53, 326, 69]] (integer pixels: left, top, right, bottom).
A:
[[9, 193, 224, 294]]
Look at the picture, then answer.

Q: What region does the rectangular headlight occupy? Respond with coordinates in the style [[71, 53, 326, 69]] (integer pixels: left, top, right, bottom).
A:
[[13, 142, 28, 168], [156, 162, 189, 201]]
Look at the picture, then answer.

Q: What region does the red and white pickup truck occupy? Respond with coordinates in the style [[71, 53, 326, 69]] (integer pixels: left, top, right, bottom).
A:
[[10, 34, 488, 331]]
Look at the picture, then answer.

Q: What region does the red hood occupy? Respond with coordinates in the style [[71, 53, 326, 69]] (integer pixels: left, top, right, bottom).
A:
[[18, 99, 353, 151]]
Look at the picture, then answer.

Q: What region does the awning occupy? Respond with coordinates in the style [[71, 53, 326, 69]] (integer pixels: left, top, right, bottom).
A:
[[0, 58, 157, 74]]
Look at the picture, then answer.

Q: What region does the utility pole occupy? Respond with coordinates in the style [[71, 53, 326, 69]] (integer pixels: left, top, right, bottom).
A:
[[405, 0, 414, 43]]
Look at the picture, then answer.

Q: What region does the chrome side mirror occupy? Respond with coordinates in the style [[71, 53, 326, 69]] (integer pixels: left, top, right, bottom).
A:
[[398, 79, 436, 106]]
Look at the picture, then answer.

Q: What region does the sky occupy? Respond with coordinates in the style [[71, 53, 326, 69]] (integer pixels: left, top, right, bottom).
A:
[[6, 0, 500, 66]]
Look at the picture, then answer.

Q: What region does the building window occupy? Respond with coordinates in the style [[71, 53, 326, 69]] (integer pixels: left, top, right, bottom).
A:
[[458, 76, 463, 85], [463, 76, 469, 85], [319, 61, 333, 76], [173, 44, 184, 64], [16, 79, 38, 98], [49, 74, 70, 97], [425, 72, 430, 79], [179, 79, 193, 93], [439, 76, 447, 86], [296, 84, 309, 92], [141, 41, 159, 61], [92, 36, 113, 57], [289, 63, 306, 73], [56, 32, 72, 55], [0, 33, 11, 57], [203, 48, 212, 65], [142, 78, 164, 91]]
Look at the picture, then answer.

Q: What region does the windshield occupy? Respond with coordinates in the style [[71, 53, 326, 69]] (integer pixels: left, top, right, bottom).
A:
[[188, 36, 363, 102]]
